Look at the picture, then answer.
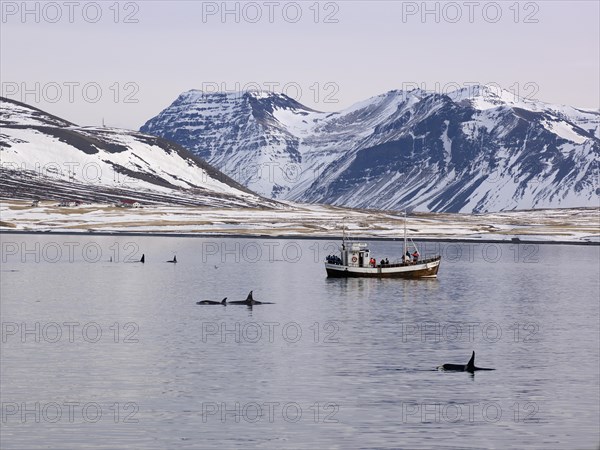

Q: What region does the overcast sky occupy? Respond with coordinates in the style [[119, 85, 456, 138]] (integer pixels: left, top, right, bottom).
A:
[[1, 1, 598, 129]]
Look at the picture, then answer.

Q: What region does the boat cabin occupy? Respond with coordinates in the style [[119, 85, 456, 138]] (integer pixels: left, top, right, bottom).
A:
[[342, 242, 371, 268]]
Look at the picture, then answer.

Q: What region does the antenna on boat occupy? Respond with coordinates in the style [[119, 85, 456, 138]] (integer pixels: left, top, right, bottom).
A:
[[342, 217, 347, 250], [403, 210, 408, 258]]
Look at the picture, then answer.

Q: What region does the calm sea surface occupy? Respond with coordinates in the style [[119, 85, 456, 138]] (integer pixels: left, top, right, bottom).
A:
[[1, 234, 599, 449]]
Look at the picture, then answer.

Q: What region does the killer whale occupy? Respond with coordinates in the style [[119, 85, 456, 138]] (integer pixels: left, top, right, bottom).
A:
[[167, 255, 177, 263], [139, 254, 145, 263], [228, 291, 274, 305], [439, 351, 494, 373], [196, 297, 227, 305]]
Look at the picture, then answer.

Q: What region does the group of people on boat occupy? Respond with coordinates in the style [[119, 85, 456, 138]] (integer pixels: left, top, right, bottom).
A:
[[405, 250, 419, 264], [326, 254, 343, 265], [327, 250, 420, 268], [369, 258, 390, 267]]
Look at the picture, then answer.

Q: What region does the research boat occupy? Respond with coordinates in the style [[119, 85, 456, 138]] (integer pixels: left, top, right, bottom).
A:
[[324, 213, 441, 278]]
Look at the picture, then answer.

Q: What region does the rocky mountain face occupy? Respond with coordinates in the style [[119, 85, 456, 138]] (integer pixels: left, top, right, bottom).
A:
[[141, 86, 599, 213], [0, 97, 280, 208]]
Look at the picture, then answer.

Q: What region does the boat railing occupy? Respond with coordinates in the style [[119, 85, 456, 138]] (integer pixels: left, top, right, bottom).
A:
[[377, 255, 441, 268], [326, 255, 441, 267]]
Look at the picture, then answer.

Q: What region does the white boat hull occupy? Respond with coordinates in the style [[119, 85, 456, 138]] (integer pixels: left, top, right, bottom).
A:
[[325, 257, 441, 278]]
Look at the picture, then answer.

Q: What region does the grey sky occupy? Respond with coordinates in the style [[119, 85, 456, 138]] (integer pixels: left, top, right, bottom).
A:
[[1, 1, 598, 129]]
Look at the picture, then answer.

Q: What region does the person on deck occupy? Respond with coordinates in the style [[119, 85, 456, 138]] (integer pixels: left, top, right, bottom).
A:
[[412, 251, 419, 263]]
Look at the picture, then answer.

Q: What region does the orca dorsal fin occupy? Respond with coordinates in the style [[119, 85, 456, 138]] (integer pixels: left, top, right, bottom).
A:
[[466, 351, 475, 372], [222, 297, 227, 304], [140, 254, 145, 263], [246, 291, 253, 301]]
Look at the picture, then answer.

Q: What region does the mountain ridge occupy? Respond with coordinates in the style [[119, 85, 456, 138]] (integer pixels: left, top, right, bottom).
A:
[[140, 86, 599, 212], [0, 96, 280, 209]]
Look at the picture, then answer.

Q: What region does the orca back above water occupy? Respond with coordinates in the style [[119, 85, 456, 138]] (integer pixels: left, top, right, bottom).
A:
[[228, 291, 274, 305], [440, 351, 494, 373], [196, 297, 227, 305], [228, 291, 255, 304], [167, 255, 177, 263]]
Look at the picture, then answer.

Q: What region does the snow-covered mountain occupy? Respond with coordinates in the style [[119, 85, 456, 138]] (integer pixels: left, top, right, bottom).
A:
[[0, 97, 279, 208], [141, 86, 599, 213]]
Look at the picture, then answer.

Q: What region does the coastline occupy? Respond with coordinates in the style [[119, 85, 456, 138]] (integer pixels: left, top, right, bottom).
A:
[[0, 228, 598, 245], [1, 199, 598, 246]]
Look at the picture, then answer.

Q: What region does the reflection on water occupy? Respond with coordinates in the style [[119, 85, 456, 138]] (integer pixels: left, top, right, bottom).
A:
[[1, 235, 599, 449]]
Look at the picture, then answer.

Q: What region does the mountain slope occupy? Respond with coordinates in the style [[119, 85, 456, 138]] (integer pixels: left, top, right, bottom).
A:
[[141, 90, 317, 198], [141, 86, 599, 213], [0, 97, 279, 208]]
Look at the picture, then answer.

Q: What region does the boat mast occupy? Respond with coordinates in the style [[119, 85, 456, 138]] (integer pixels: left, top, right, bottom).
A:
[[404, 210, 408, 257]]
